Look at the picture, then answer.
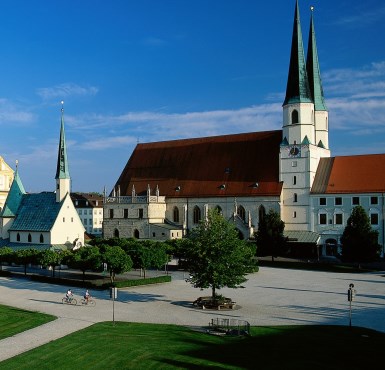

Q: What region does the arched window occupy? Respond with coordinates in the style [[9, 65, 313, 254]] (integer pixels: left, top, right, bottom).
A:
[[237, 205, 246, 222], [193, 206, 201, 224], [40, 234, 44, 243], [291, 109, 299, 124], [173, 206, 179, 223], [28, 233, 32, 243], [114, 228, 119, 238], [258, 205, 266, 223], [17, 233, 20, 242], [134, 229, 139, 239], [294, 193, 298, 202], [214, 205, 222, 215]]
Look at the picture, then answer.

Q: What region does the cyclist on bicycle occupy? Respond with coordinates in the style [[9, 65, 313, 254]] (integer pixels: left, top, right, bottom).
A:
[[66, 289, 73, 302], [84, 289, 90, 304]]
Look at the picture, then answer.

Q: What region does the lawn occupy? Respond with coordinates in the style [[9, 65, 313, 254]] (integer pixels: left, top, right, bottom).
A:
[[0, 304, 56, 340], [1, 321, 384, 369]]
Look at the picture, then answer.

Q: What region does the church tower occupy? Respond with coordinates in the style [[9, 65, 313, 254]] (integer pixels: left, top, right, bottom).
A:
[[55, 102, 71, 203], [280, 1, 330, 231]]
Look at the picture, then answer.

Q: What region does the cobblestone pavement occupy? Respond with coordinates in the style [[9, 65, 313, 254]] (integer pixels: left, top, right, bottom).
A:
[[0, 267, 385, 362]]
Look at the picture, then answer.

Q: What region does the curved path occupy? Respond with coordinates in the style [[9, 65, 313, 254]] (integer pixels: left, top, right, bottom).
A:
[[1, 267, 385, 361]]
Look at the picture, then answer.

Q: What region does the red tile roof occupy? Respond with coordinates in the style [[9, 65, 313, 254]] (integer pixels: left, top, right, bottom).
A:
[[114, 130, 283, 198], [312, 154, 385, 194]]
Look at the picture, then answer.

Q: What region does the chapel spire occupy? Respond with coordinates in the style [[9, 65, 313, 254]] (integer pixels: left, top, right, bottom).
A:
[[55, 101, 71, 202], [306, 6, 327, 111], [283, 0, 312, 106]]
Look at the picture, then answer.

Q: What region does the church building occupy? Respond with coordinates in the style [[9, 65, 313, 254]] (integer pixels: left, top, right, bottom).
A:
[[0, 105, 85, 251], [103, 1, 385, 258]]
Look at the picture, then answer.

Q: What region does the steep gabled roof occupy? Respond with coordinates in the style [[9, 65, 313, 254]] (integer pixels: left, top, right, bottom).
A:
[[9, 192, 62, 232], [0, 169, 26, 218], [311, 154, 385, 194], [114, 130, 283, 198]]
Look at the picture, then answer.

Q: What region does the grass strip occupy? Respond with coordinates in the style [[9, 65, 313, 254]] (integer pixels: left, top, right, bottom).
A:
[[1, 322, 384, 369], [0, 304, 56, 340]]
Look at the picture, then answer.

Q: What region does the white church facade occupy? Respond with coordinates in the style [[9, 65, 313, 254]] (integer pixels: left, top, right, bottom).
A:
[[103, 1, 385, 258]]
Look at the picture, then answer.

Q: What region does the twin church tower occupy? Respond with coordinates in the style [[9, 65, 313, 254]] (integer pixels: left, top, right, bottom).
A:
[[280, 1, 330, 231]]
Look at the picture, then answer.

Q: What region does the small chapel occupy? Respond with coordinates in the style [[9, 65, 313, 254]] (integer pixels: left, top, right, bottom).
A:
[[0, 105, 85, 251], [103, 1, 385, 258]]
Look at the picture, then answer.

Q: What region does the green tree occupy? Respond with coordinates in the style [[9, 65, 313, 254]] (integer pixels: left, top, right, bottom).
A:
[[14, 249, 39, 275], [255, 209, 287, 261], [184, 208, 257, 300], [38, 249, 65, 278], [101, 245, 133, 284], [68, 246, 101, 281], [0, 247, 13, 271], [341, 206, 380, 263]]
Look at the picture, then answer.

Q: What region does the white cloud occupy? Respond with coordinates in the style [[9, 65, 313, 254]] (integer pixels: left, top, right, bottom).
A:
[[36, 83, 99, 100], [0, 99, 35, 125], [69, 103, 282, 151]]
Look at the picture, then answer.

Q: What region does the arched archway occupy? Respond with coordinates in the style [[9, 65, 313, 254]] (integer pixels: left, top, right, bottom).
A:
[[193, 206, 201, 224], [114, 228, 119, 238], [173, 206, 179, 223], [134, 229, 140, 239], [237, 205, 246, 222]]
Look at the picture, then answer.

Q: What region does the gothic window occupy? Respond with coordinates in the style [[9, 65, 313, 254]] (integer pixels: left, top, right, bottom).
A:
[[28, 233, 32, 242], [291, 109, 299, 124], [40, 234, 44, 243], [214, 205, 222, 215], [173, 206, 179, 223], [258, 205, 266, 223], [237, 205, 246, 222], [114, 228, 119, 238], [193, 206, 201, 224]]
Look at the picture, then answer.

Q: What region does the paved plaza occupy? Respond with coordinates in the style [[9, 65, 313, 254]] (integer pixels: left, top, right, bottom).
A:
[[0, 266, 385, 361]]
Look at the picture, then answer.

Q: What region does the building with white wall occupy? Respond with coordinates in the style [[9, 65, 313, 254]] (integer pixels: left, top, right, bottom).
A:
[[102, 1, 385, 258]]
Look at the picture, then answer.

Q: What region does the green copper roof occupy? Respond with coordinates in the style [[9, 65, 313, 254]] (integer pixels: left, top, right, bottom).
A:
[[306, 10, 327, 111], [9, 192, 61, 232], [283, 0, 312, 106], [0, 168, 26, 218], [55, 107, 70, 180]]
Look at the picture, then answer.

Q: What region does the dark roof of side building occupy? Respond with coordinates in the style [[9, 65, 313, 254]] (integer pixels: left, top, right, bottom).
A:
[[311, 154, 385, 194], [113, 130, 283, 198], [71, 193, 104, 208]]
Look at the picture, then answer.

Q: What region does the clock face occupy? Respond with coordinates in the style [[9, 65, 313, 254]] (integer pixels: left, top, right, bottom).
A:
[[289, 145, 300, 157]]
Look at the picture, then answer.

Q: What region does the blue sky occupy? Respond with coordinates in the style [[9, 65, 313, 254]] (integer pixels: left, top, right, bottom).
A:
[[1, 0, 384, 193]]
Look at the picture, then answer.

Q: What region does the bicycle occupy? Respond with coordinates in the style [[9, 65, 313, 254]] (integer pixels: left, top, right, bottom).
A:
[[80, 297, 96, 306], [62, 296, 77, 305]]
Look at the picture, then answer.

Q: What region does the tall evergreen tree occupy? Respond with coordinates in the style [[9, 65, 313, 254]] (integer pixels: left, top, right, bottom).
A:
[[341, 206, 380, 262], [255, 209, 286, 261]]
